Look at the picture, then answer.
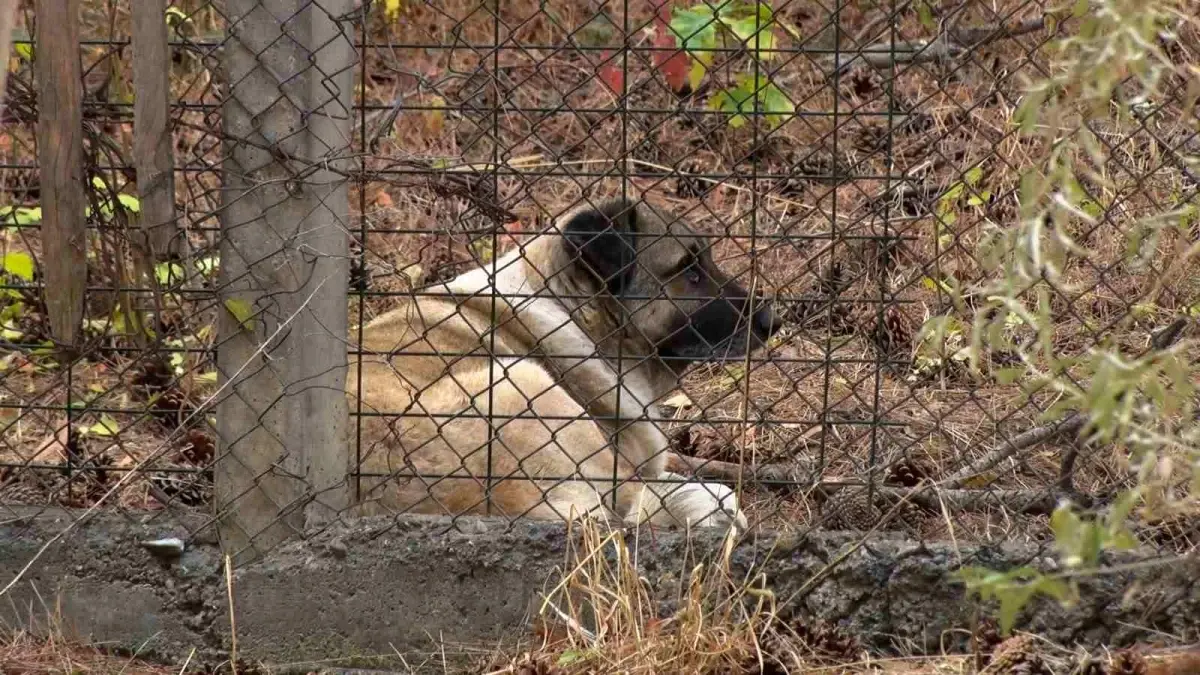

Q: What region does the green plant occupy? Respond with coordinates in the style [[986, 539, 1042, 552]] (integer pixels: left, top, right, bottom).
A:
[[669, 0, 794, 128], [955, 0, 1198, 633], [0, 206, 42, 230]]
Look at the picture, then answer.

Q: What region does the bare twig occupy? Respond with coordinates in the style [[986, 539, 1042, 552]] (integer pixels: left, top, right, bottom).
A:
[[942, 413, 1086, 488], [672, 319, 1189, 506], [667, 452, 805, 484], [944, 316, 1189, 488], [833, 16, 1048, 71], [225, 553, 238, 675], [952, 17, 1049, 47], [667, 453, 1078, 515]]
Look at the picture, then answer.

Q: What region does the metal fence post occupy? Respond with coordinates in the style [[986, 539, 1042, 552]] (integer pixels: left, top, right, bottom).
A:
[[214, 0, 355, 565]]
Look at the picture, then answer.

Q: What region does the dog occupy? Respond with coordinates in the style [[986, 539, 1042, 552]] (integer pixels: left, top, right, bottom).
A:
[[347, 196, 781, 532]]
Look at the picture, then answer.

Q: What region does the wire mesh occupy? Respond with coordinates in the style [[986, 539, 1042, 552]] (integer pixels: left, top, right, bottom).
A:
[[1, 0, 1198, 565]]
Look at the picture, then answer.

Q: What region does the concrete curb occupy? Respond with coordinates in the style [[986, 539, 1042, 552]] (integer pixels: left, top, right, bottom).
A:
[[1, 510, 1196, 672]]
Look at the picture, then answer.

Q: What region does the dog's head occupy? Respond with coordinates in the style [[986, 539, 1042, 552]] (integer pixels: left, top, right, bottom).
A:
[[559, 197, 782, 371]]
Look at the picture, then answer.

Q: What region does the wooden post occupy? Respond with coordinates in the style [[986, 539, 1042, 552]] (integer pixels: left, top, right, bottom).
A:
[[35, 0, 86, 350], [214, 0, 354, 565], [0, 1, 19, 115], [131, 0, 179, 260]]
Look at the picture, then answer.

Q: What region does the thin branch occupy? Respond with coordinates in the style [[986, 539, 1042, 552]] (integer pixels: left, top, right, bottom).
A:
[[942, 413, 1086, 488], [667, 453, 1081, 515], [944, 316, 1190, 488], [833, 16, 1048, 71]]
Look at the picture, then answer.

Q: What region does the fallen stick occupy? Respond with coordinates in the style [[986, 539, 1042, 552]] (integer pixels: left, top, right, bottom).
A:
[[831, 16, 1048, 71], [666, 452, 1080, 515], [669, 317, 1191, 512], [943, 316, 1189, 489], [942, 413, 1086, 489]]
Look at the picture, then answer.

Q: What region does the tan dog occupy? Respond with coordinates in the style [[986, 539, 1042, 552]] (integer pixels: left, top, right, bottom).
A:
[[348, 196, 780, 532]]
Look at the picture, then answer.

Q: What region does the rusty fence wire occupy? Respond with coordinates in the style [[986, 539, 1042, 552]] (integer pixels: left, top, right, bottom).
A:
[[0, 0, 1198, 568]]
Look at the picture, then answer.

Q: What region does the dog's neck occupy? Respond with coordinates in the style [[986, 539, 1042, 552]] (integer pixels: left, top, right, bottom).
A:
[[442, 237, 679, 410], [437, 234, 675, 478]]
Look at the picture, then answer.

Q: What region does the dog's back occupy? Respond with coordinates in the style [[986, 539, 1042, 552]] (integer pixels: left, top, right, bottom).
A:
[[348, 291, 628, 521]]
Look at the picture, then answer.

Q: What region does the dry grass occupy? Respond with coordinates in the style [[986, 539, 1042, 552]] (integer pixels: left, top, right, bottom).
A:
[[476, 518, 1200, 675], [478, 517, 860, 674], [0, 626, 178, 675], [0, 0, 1197, 550]]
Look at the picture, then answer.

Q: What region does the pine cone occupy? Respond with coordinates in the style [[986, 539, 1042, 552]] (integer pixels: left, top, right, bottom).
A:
[[973, 617, 1005, 669], [747, 630, 791, 675], [843, 66, 883, 99], [820, 488, 916, 532], [820, 488, 879, 531], [149, 468, 212, 507], [790, 620, 860, 662], [180, 428, 215, 465], [984, 635, 1049, 674], [886, 458, 931, 488], [512, 652, 563, 675], [130, 355, 172, 397], [1107, 648, 1149, 675]]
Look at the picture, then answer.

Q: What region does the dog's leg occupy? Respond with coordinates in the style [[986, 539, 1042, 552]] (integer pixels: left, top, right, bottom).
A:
[[627, 472, 748, 533], [531, 482, 622, 527]]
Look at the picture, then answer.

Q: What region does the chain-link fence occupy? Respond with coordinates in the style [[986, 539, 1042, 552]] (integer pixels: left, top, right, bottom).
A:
[[2, 0, 1197, 569]]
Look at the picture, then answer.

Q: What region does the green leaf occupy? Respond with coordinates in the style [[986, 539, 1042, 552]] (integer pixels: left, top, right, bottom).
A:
[[196, 257, 219, 277], [470, 238, 494, 264], [727, 15, 777, 59], [0, 206, 42, 227], [996, 584, 1036, 634], [916, 1, 936, 31], [83, 413, 120, 437], [223, 298, 256, 332], [941, 181, 966, 204], [710, 73, 793, 129], [688, 58, 707, 91], [1, 251, 35, 282], [164, 6, 189, 26], [195, 371, 218, 385], [760, 82, 794, 127], [670, 5, 719, 52], [967, 190, 992, 207], [12, 31, 33, 62], [710, 86, 751, 128], [169, 351, 186, 374], [1014, 87, 1046, 134], [155, 262, 185, 286], [964, 166, 984, 186]]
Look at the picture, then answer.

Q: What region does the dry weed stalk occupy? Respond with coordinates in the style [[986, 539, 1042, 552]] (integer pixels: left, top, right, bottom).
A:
[[530, 518, 778, 674]]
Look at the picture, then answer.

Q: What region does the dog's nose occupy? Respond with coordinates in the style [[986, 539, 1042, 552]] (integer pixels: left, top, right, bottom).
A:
[[753, 305, 783, 337]]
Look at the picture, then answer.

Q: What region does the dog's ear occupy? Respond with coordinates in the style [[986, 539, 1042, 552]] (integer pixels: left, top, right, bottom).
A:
[[562, 198, 639, 295]]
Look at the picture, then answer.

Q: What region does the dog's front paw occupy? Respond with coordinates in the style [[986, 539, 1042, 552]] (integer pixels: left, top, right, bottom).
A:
[[639, 472, 749, 534]]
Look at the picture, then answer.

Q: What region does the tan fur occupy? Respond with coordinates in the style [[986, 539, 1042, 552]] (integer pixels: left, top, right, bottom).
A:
[[347, 197, 759, 531]]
